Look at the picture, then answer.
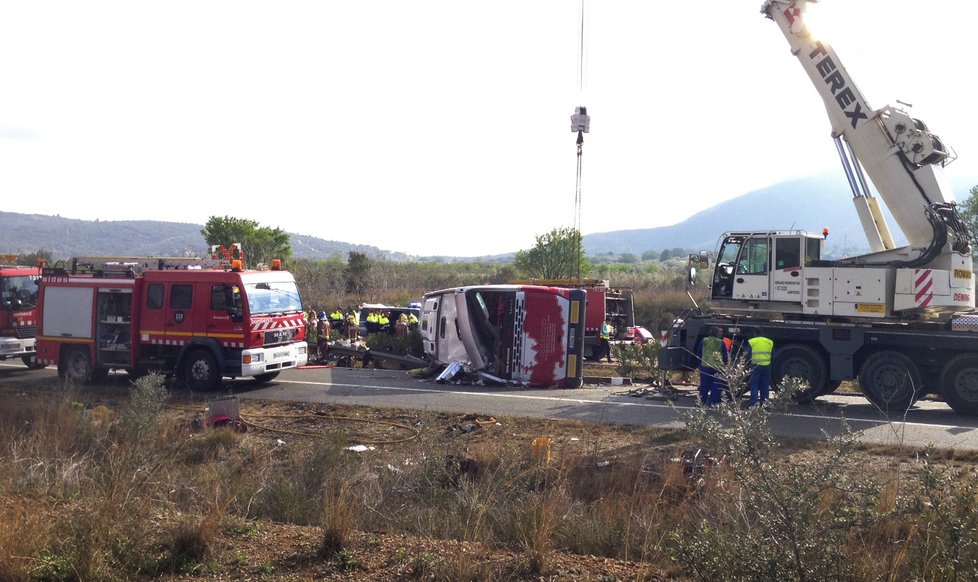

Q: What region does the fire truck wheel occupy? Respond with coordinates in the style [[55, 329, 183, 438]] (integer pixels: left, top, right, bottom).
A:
[[771, 344, 827, 403], [184, 348, 221, 391], [940, 354, 978, 417], [58, 346, 94, 384], [859, 351, 923, 415], [254, 372, 280, 384], [21, 355, 47, 370]]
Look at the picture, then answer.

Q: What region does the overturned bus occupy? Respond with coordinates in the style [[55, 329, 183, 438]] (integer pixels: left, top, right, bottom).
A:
[[420, 284, 585, 387]]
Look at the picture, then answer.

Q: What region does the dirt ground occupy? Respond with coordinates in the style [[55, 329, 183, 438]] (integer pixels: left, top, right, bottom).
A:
[[159, 363, 932, 582], [7, 362, 942, 581], [161, 391, 684, 581]]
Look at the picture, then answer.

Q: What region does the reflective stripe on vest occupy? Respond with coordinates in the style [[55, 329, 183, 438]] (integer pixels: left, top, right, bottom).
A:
[[748, 337, 773, 366], [702, 336, 724, 369]]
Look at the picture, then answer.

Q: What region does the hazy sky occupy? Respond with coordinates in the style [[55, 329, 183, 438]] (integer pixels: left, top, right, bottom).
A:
[[1, 1, 976, 257]]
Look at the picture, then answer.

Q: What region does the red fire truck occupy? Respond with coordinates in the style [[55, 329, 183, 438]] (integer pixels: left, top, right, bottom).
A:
[[0, 263, 44, 368], [35, 255, 308, 390]]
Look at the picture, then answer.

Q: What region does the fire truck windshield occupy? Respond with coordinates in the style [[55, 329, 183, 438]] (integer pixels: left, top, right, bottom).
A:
[[244, 280, 303, 315], [0, 275, 39, 310]]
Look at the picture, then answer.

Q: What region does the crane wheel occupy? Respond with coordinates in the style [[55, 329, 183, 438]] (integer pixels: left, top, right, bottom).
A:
[[771, 344, 827, 403], [859, 351, 922, 415], [940, 354, 978, 417]]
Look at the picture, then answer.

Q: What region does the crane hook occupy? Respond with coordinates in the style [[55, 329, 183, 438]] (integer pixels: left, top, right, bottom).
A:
[[571, 106, 590, 135], [571, 105, 589, 155]]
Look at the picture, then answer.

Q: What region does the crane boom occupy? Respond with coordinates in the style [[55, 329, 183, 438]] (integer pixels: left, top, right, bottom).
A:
[[761, 0, 964, 254]]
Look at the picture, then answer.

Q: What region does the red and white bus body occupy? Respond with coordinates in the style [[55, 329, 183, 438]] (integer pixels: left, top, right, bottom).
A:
[[420, 284, 585, 388]]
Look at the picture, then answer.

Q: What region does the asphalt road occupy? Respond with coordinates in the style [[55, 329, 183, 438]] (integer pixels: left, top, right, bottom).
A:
[[5, 361, 978, 451]]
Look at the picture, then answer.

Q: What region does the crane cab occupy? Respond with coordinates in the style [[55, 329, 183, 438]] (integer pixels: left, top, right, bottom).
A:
[[711, 231, 825, 309]]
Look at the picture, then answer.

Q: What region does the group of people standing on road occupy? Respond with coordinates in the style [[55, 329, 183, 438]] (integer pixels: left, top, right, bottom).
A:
[[696, 326, 773, 408], [364, 309, 419, 337], [303, 304, 422, 363], [303, 305, 360, 362]]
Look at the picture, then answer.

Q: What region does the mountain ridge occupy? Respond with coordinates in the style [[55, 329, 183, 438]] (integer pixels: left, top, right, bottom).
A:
[[2, 172, 975, 261]]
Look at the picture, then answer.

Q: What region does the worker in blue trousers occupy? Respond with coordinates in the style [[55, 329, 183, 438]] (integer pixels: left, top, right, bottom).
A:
[[745, 331, 774, 407], [696, 326, 729, 406]]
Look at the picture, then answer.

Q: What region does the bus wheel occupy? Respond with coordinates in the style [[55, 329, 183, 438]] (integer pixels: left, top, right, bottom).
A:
[[940, 355, 978, 417], [254, 372, 280, 384], [184, 349, 222, 392], [21, 355, 47, 370], [771, 344, 827, 403], [59, 347, 94, 384], [859, 351, 922, 415]]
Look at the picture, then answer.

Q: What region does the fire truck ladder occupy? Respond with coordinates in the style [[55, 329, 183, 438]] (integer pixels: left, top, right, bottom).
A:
[[57, 256, 234, 277]]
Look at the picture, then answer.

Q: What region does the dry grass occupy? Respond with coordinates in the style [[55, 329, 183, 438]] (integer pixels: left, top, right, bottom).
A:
[[4, 377, 978, 580]]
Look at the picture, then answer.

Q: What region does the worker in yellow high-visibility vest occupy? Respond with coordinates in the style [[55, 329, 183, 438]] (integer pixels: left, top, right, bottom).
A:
[[600, 321, 614, 363], [696, 326, 729, 406], [746, 331, 774, 407]]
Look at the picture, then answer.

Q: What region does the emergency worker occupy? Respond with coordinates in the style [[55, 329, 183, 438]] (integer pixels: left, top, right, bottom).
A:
[[318, 317, 331, 361], [330, 307, 345, 331], [306, 317, 319, 362], [395, 313, 409, 337], [696, 326, 729, 406], [746, 332, 774, 407], [600, 321, 614, 363], [346, 310, 359, 341], [366, 310, 379, 334]]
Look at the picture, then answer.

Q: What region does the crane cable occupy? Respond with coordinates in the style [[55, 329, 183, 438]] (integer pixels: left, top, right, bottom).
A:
[[577, 0, 585, 95], [571, 0, 588, 284], [574, 129, 584, 283]]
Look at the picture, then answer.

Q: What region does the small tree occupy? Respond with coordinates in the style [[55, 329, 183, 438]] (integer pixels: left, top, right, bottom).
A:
[[513, 227, 591, 279], [201, 216, 292, 266], [344, 252, 371, 297], [673, 374, 881, 582], [641, 249, 660, 261], [16, 249, 52, 266]]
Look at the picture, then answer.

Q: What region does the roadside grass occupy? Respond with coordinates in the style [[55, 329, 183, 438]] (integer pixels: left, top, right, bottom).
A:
[[4, 373, 978, 580]]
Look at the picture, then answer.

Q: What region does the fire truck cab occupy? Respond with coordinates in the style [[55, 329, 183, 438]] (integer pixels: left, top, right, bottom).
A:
[[36, 256, 308, 390], [0, 264, 43, 368]]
